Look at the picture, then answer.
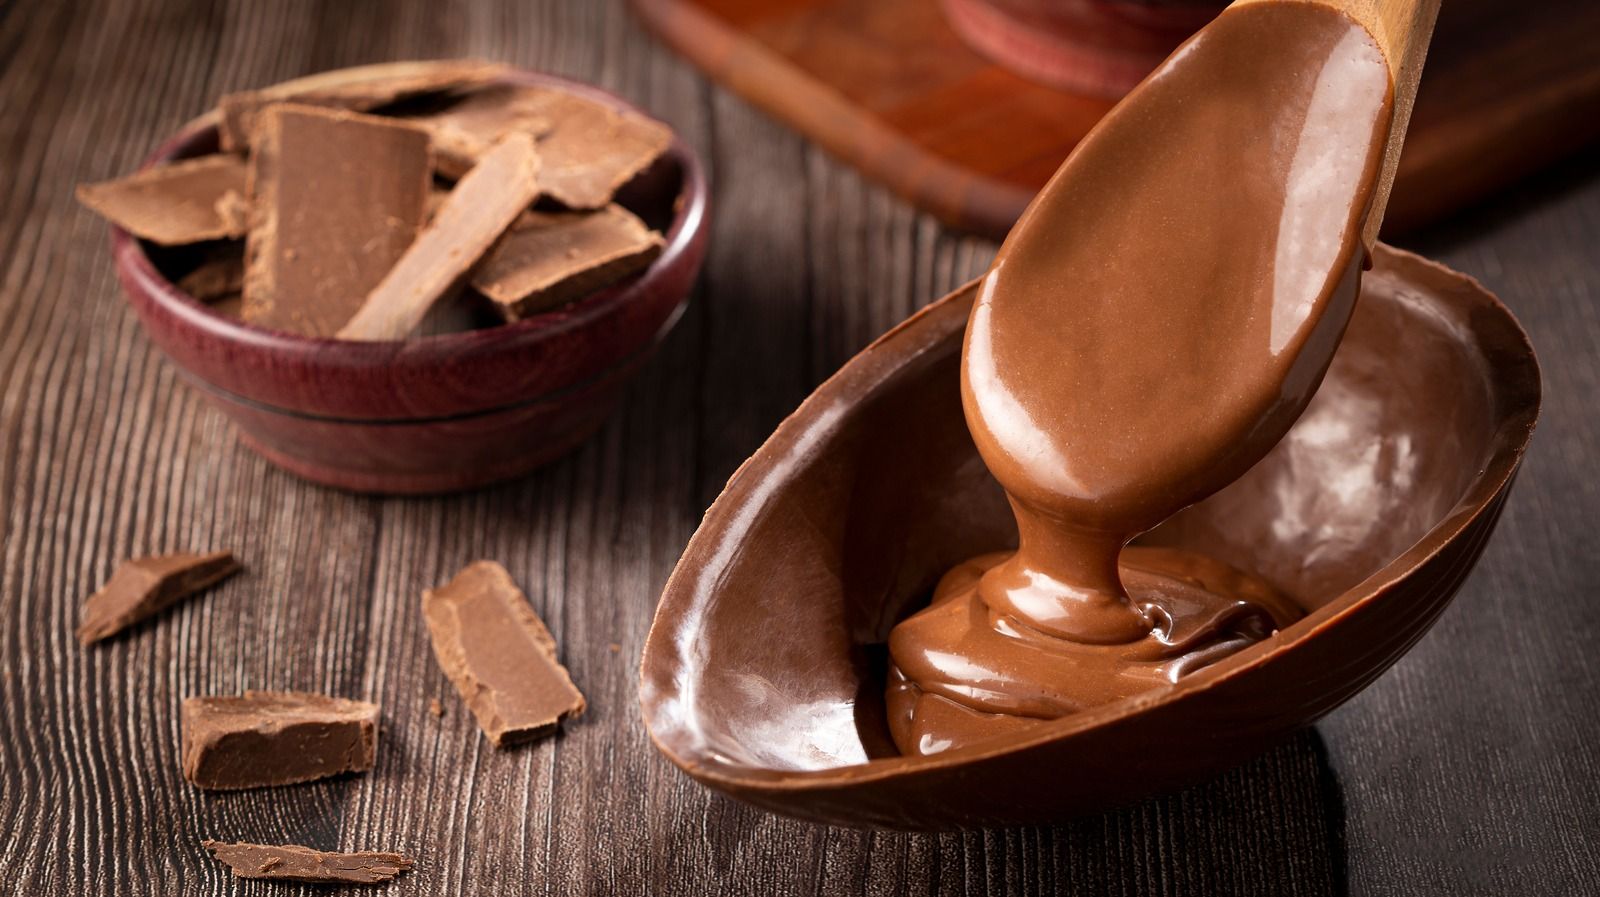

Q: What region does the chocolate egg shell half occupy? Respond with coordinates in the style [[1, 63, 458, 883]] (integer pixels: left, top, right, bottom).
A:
[[639, 244, 1540, 830]]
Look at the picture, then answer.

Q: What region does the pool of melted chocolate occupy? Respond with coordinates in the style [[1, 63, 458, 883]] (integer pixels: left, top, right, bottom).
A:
[[883, 0, 1396, 754]]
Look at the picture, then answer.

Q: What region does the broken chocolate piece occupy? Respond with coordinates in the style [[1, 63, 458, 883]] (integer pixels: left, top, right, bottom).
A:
[[176, 243, 245, 301], [182, 691, 379, 789], [525, 90, 672, 209], [417, 85, 670, 208], [423, 560, 585, 747], [243, 104, 431, 337], [217, 58, 510, 150], [203, 841, 413, 884], [472, 204, 663, 320], [337, 133, 541, 341], [76, 155, 249, 246], [210, 292, 243, 319], [408, 84, 553, 179], [77, 551, 241, 645]]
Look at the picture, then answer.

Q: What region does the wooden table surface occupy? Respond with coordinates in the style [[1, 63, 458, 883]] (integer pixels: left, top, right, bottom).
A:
[[3, 1, 1596, 894]]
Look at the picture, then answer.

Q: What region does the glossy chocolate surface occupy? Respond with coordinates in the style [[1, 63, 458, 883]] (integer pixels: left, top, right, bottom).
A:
[[886, 2, 1392, 752], [640, 245, 1539, 829]]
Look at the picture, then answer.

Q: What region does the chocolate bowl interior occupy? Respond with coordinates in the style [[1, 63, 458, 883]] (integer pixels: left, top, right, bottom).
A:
[[639, 245, 1540, 830], [109, 68, 709, 493]]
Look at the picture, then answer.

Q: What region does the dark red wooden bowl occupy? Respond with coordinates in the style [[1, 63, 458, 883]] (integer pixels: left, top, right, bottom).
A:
[[639, 245, 1540, 830], [110, 70, 709, 494]]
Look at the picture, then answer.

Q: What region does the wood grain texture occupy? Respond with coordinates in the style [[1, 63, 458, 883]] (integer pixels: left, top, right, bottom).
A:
[[629, 0, 1600, 240], [0, 0, 1596, 894]]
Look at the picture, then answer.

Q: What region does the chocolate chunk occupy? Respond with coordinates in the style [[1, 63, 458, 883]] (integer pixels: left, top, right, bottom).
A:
[[76, 155, 249, 246], [523, 90, 672, 209], [337, 133, 541, 341], [214, 189, 251, 235], [217, 58, 510, 150], [408, 84, 553, 180], [77, 551, 240, 645], [176, 242, 245, 301], [472, 205, 663, 320], [423, 561, 585, 747], [203, 841, 413, 884], [418, 85, 670, 208], [243, 104, 431, 337], [181, 691, 379, 789]]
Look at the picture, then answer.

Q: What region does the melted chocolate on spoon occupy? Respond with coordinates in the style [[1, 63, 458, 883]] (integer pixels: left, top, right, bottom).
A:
[[887, 1, 1395, 756]]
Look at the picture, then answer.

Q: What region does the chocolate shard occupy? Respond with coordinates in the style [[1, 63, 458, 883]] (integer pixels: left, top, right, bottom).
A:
[[217, 58, 510, 150], [203, 841, 413, 884], [243, 104, 431, 337], [423, 561, 585, 747], [337, 132, 541, 341], [523, 90, 672, 209], [419, 85, 670, 209], [181, 691, 379, 789], [176, 242, 245, 302], [407, 84, 553, 180], [76, 155, 249, 246], [472, 205, 663, 320], [77, 551, 240, 645]]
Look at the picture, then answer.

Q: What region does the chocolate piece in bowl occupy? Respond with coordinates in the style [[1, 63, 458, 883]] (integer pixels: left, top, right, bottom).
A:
[[217, 58, 510, 150], [424, 560, 585, 746], [175, 242, 245, 302], [337, 133, 542, 341], [77, 551, 241, 644], [473, 205, 664, 320], [411, 83, 671, 207], [243, 104, 432, 337], [75, 155, 248, 246], [406, 83, 554, 178], [181, 691, 379, 789], [532, 89, 673, 209], [203, 841, 412, 884]]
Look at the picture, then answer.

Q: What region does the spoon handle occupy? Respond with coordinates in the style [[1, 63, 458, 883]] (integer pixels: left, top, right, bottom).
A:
[[1235, 0, 1441, 245]]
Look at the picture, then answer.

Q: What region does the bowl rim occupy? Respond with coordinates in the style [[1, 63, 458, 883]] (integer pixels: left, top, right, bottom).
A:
[[640, 243, 1543, 792], [110, 67, 708, 375]]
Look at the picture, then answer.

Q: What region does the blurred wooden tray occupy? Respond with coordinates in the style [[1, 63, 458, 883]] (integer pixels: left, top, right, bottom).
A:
[[632, 0, 1600, 239]]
